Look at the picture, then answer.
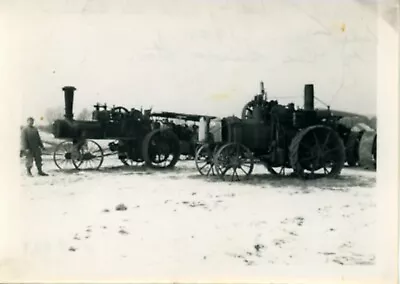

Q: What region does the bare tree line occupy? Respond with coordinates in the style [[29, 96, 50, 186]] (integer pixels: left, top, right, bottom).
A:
[[44, 106, 92, 124]]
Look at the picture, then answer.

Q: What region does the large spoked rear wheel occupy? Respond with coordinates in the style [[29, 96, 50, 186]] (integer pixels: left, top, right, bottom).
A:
[[289, 126, 345, 179], [117, 140, 145, 167], [142, 129, 181, 169], [53, 140, 80, 170], [213, 143, 254, 181], [72, 140, 104, 170], [195, 144, 219, 176]]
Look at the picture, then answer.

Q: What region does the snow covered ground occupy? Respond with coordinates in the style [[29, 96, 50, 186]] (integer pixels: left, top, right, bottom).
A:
[[2, 153, 378, 282]]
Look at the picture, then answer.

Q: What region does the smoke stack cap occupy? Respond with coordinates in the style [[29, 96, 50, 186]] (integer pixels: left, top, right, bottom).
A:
[[62, 86, 77, 91]]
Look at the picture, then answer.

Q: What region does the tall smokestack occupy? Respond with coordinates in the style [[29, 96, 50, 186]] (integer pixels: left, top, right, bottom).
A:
[[62, 86, 76, 120], [304, 84, 314, 111], [260, 81, 267, 100], [260, 81, 265, 94]]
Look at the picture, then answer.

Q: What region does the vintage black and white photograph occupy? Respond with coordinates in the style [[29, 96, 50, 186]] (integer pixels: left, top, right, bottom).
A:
[[0, 0, 398, 283]]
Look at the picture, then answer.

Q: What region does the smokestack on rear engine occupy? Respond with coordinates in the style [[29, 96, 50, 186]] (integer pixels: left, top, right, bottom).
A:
[[62, 86, 76, 120], [260, 81, 266, 100], [304, 84, 314, 111]]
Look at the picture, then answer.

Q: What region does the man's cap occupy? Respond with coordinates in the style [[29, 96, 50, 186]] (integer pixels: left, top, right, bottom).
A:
[[27, 117, 34, 121]]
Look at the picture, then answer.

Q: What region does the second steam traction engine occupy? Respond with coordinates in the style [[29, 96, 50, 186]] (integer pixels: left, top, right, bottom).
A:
[[195, 82, 347, 180]]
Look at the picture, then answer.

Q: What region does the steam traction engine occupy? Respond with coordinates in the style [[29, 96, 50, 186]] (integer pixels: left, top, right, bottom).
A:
[[52, 86, 181, 170], [194, 82, 346, 180]]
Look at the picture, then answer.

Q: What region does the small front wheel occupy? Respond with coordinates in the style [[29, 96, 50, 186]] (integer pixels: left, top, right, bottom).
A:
[[72, 140, 104, 170], [213, 143, 254, 181], [195, 144, 217, 176], [53, 140, 80, 170]]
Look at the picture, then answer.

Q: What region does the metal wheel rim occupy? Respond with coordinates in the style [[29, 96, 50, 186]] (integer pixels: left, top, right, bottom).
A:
[[72, 140, 104, 170], [53, 141, 79, 170], [146, 131, 180, 169], [296, 127, 344, 178], [195, 144, 217, 176], [214, 143, 254, 181]]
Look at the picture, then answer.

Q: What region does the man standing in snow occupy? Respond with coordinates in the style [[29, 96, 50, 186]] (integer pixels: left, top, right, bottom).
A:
[[20, 117, 48, 177]]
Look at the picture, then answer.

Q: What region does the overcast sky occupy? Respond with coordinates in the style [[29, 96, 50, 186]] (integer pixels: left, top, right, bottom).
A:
[[2, 0, 379, 123]]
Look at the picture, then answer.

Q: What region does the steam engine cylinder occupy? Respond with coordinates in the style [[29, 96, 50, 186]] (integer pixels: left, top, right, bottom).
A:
[[63, 86, 76, 120], [304, 84, 314, 111]]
